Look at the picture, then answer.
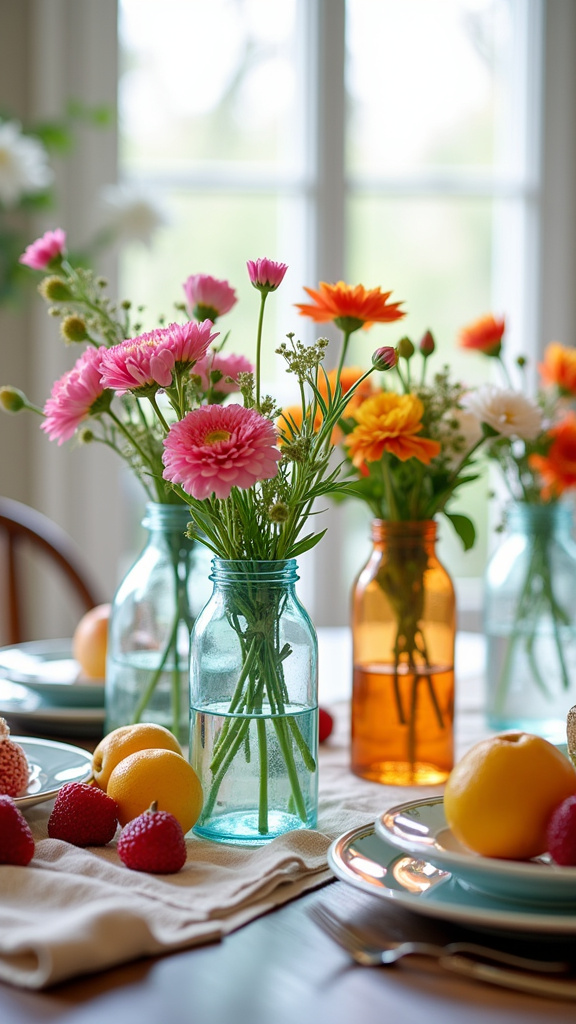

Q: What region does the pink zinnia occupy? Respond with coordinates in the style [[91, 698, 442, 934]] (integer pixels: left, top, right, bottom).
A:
[[247, 258, 288, 293], [20, 228, 66, 270], [162, 403, 281, 500], [193, 351, 254, 395], [183, 273, 237, 321], [42, 346, 107, 444], [100, 320, 216, 392]]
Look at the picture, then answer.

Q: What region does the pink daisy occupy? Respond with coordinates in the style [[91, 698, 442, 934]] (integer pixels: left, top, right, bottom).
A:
[[99, 321, 215, 393], [42, 346, 107, 444], [183, 273, 237, 321], [162, 404, 281, 500], [193, 351, 254, 395], [247, 258, 288, 293], [20, 228, 66, 270]]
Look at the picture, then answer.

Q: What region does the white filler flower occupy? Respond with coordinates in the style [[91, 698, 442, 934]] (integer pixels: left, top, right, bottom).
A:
[[0, 120, 52, 207], [99, 183, 168, 245], [462, 383, 543, 441]]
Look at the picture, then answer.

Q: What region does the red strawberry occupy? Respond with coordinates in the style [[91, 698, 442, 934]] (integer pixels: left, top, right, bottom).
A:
[[117, 801, 187, 874], [319, 707, 334, 743], [48, 782, 119, 846], [547, 794, 576, 865], [0, 795, 35, 865]]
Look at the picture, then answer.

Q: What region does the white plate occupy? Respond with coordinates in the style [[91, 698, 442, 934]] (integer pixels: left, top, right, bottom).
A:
[[0, 679, 105, 738], [0, 639, 105, 707], [8, 736, 93, 809], [375, 796, 576, 907], [328, 824, 576, 935]]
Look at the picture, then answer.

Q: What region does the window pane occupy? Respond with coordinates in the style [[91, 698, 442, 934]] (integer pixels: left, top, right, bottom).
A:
[[119, 0, 301, 176], [346, 0, 517, 178]]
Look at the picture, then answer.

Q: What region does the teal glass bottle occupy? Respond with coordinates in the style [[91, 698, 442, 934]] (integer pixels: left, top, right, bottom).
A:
[[189, 558, 318, 845], [105, 502, 211, 748], [484, 501, 576, 743]]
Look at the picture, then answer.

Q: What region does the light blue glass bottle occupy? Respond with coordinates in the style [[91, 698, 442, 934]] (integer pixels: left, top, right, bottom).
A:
[[190, 558, 318, 845], [105, 502, 212, 748], [484, 501, 576, 743]]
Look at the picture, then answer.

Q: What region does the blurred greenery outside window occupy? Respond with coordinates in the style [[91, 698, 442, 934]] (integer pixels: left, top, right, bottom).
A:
[[117, 0, 541, 626]]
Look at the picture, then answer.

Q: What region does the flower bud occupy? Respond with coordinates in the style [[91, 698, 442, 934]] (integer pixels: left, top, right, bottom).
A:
[[419, 330, 435, 356], [60, 315, 88, 343], [38, 276, 72, 303], [397, 336, 415, 360], [0, 386, 27, 412], [268, 501, 290, 523], [371, 346, 397, 371]]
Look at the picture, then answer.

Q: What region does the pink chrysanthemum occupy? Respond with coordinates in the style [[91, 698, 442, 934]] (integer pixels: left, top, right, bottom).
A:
[[193, 351, 254, 395], [247, 258, 288, 293], [42, 346, 107, 444], [183, 273, 237, 321], [20, 228, 66, 270], [99, 321, 216, 393], [162, 403, 281, 500]]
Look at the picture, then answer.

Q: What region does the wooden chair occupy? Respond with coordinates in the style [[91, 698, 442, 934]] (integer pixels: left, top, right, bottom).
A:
[[0, 496, 104, 646]]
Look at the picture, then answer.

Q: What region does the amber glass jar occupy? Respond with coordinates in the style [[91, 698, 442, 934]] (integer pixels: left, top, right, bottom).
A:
[[351, 519, 456, 786]]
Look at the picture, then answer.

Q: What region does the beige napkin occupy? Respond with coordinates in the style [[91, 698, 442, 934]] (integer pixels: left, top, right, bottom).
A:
[[0, 699, 462, 991]]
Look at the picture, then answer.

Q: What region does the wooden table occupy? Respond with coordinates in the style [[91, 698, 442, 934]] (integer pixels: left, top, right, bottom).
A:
[[2, 630, 575, 1024]]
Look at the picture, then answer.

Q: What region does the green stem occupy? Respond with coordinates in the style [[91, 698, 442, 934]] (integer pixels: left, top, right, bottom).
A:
[[255, 292, 268, 409]]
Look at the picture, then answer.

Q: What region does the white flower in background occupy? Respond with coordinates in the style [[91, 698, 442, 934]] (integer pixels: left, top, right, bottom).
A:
[[462, 383, 543, 441], [438, 406, 484, 467], [99, 183, 168, 246], [0, 120, 52, 207]]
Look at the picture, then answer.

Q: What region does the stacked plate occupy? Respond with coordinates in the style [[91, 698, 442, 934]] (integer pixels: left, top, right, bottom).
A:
[[0, 639, 105, 739], [328, 796, 576, 936]]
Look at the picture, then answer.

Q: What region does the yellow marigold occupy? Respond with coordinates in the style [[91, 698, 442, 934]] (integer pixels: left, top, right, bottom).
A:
[[345, 391, 441, 469], [295, 281, 405, 332], [539, 342, 576, 397]]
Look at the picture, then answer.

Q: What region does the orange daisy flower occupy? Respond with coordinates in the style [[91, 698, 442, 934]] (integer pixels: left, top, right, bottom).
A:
[[528, 412, 576, 499], [538, 342, 576, 397], [345, 391, 441, 470], [296, 282, 405, 332], [276, 404, 322, 443], [458, 314, 505, 356]]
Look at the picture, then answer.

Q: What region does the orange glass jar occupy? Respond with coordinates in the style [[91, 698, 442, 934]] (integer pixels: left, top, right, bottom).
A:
[[351, 519, 456, 786]]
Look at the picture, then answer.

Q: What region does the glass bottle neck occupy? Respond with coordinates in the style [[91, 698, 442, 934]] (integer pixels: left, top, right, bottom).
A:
[[210, 558, 299, 588], [506, 502, 573, 538], [141, 501, 192, 534], [370, 518, 437, 552]]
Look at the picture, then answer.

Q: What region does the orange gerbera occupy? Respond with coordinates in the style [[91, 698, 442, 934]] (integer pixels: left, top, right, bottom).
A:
[[345, 391, 441, 470], [528, 412, 576, 499], [276, 404, 322, 442], [458, 314, 505, 356], [538, 342, 576, 397], [296, 282, 405, 332]]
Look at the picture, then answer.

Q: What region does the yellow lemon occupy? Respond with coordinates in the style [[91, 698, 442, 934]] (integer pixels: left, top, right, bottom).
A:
[[107, 748, 203, 832], [92, 722, 183, 791]]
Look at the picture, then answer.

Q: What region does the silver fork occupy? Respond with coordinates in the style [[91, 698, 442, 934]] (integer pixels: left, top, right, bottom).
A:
[[307, 905, 565, 974]]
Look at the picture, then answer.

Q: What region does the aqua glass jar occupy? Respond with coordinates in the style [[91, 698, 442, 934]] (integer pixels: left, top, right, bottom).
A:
[[484, 501, 576, 743], [189, 558, 318, 845], [105, 502, 212, 748]]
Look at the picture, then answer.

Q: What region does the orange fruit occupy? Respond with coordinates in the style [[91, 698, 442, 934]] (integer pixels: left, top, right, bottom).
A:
[[92, 722, 182, 792], [106, 748, 203, 833], [72, 604, 111, 679], [444, 731, 576, 860]]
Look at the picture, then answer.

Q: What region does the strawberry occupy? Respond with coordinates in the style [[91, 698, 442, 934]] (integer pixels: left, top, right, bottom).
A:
[[117, 801, 187, 874], [318, 707, 334, 743], [0, 795, 35, 865], [48, 782, 119, 846], [547, 794, 576, 865]]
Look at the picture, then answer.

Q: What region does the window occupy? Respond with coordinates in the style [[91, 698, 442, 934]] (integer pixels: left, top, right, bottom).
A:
[[116, 0, 543, 625]]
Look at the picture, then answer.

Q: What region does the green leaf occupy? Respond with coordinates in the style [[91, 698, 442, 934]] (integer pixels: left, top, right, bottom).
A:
[[288, 529, 327, 558], [445, 512, 476, 552]]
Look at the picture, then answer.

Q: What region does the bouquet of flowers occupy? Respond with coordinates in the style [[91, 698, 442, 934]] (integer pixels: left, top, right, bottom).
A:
[[322, 330, 492, 783], [2, 230, 405, 836], [458, 314, 576, 726]]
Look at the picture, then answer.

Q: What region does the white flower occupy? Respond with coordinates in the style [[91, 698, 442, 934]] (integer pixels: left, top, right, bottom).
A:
[[0, 120, 52, 207], [99, 183, 168, 245], [438, 406, 484, 467], [462, 383, 543, 441]]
